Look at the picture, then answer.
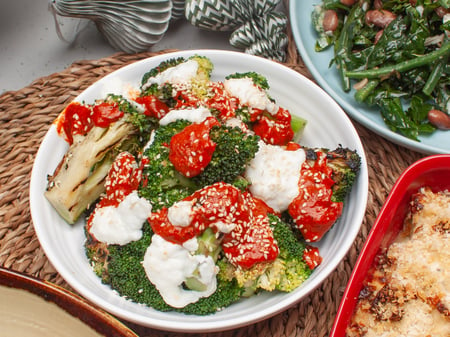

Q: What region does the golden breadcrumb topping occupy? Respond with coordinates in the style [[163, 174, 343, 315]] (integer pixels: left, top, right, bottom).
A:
[[347, 187, 450, 337]]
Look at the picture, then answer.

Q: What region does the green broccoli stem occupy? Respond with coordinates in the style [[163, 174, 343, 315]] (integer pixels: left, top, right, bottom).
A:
[[291, 114, 307, 140], [345, 41, 450, 79]]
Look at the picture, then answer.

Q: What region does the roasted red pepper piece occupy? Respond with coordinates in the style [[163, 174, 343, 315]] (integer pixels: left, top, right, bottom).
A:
[[135, 95, 170, 119], [253, 107, 294, 145], [221, 191, 279, 269], [206, 83, 239, 120], [288, 151, 343, 242], [149, 206, 201, 245], [168, 117, 220, 177], [303, 245, 323, 270], [103, 152, 141, 207], [56, 102, 93, 144], [92, 102, 124, 128], [86, 152, 141, 232], [148, 182, 279, 269]]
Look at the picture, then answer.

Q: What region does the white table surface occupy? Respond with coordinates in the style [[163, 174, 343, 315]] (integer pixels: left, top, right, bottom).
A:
[[2, 0, 280, 94]]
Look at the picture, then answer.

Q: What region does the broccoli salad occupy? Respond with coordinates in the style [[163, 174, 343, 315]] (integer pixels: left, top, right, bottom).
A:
[[45, 55, 361, 315]]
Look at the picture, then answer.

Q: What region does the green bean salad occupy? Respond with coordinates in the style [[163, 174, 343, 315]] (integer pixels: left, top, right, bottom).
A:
[[312, 0, 450, 140]]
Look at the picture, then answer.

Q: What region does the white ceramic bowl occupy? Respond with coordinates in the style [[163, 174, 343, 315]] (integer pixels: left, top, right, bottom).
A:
[[30, 50, 369, 333]]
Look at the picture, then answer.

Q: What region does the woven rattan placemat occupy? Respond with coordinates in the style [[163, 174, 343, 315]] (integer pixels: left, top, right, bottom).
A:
[[0, 45, 424, 337]]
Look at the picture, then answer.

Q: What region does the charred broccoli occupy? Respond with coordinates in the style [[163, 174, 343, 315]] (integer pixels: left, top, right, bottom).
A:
[[45, 95, 155, 224], [326, 146, 361, 203], [304, 145, 361, 203], [283, 145, 361, 243]]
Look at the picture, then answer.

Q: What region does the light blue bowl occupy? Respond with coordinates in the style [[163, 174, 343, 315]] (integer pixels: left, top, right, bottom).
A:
[[290, 0, 450, 155]]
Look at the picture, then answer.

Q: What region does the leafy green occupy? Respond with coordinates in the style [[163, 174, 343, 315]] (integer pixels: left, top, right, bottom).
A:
[[312, 0, 450, 140]]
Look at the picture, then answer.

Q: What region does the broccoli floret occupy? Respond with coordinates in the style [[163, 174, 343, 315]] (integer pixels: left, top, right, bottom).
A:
[[234, 106, 252, 124], [188, 55, 214, 100], [45, 96, 153, 224], [138, 120, 196, 210], [87, 224, 243, 315], [217, 259, 273, 296], [140, 56, 184, 99], [268, 214, 312, 292], [291, 114, 308, 143], [305, 146, 361, 203], [139, 120, 259, 208], [230, 176, 252, 192], [179, 277, 243, 315], [181, 226, 246, 314], [140, 57, 186, 88], [218, 214, 312, 294], [192, 125, 260, 188], [140, 55, 213, 100], [226, 71, 270, 90], [106, 224, 173, 311], [184, 227, 223, 292], [181, 241, 244, 315], [107, 94, 158, 135], [85, 232, 110, 282], [327, 146, 361, 203], [194, 227, 222, 262], [189, 55, 214, 84]]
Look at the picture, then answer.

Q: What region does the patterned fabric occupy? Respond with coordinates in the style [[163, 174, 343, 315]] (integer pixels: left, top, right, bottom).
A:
[[184, 0, 288, 61]]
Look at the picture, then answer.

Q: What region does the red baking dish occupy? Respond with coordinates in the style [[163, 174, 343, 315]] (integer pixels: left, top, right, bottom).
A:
[[329, 154, 450, 337]]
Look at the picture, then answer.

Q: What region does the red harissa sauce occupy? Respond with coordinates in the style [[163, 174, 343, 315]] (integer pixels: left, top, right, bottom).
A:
[[86, 152, 142, 233], [303, 245, 323, 270], [149, 182, 279, 269], [252, 107, 294, 146], [134, 95, 170, 119], [288, 151, 343, 242], [168, 117, 220, 178], [56, 101, 124, 144]]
